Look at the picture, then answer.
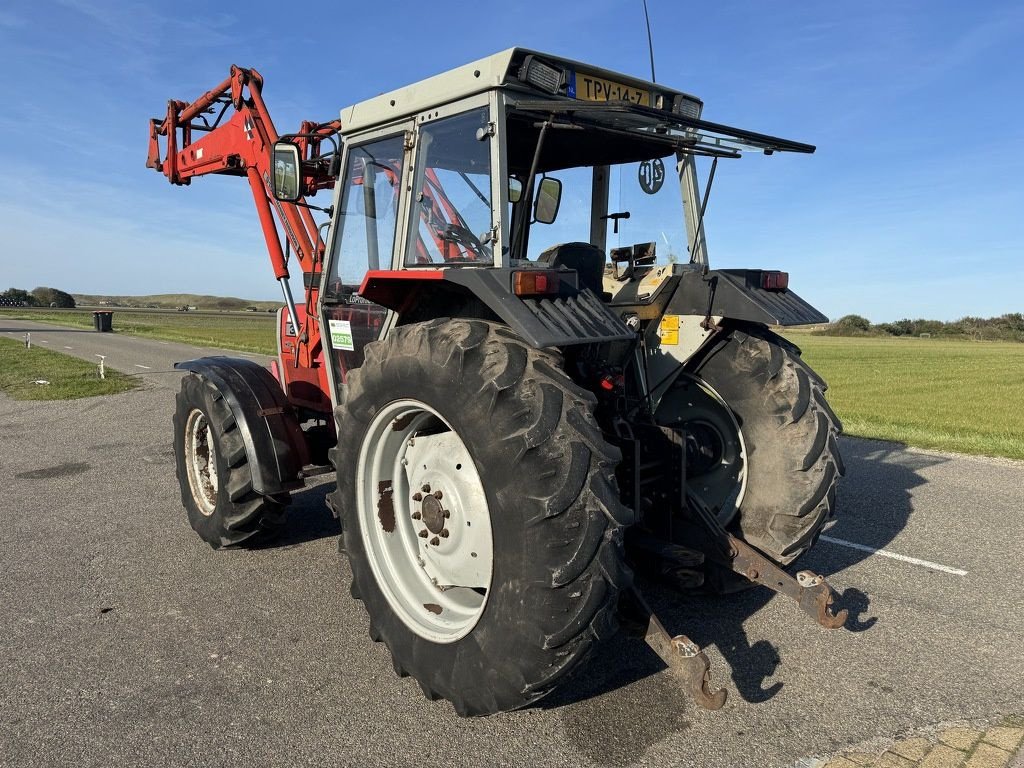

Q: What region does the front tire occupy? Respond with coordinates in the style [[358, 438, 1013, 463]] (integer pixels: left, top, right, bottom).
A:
[[172, 373, 288, 547], [331, 320, 631, 716]]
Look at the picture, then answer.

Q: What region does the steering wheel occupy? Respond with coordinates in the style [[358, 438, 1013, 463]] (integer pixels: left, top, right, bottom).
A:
[[441, 223, 490, 260]]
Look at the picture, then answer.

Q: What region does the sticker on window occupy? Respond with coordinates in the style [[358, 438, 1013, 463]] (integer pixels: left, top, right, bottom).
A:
[[328, 319, 354, 351]]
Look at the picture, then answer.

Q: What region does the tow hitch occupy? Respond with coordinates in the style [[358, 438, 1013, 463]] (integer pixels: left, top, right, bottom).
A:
[[623, 493, 848, 710]]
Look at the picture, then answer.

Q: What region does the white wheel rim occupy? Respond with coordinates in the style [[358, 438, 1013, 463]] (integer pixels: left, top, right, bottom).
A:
[[184, 408, 218, 516], [356, 399, 494, 643]]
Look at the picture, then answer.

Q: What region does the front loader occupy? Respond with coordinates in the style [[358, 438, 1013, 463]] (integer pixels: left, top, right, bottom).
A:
[[148, 49, 847, 716]]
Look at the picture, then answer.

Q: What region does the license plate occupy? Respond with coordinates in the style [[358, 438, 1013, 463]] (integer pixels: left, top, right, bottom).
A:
[[570, 71, 651, 106]]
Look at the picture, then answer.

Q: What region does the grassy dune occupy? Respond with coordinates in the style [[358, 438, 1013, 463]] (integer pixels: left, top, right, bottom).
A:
[[74, 293, 281, 311], [786, 331, 1024, 460]]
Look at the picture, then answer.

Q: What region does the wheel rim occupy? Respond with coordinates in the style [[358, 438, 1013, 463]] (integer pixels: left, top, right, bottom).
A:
[[656, 374, 747, 526], [356, 399, 494, 644], [184, 408, 218, 516]]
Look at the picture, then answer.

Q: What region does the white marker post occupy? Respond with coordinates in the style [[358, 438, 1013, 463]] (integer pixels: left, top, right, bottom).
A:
[[24, 333, 31, 349], [96, 354, 106, 380]]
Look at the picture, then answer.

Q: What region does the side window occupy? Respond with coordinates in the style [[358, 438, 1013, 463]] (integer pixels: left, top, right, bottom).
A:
[[325, 134, 405, 300], [405, 108, 493, 266]]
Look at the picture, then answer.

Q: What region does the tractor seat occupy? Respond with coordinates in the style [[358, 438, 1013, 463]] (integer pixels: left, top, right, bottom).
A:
[[536, 242, 606, 296]]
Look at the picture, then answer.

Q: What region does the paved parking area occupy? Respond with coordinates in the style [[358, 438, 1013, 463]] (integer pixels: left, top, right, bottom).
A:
[[1, 327, 1022, 767]]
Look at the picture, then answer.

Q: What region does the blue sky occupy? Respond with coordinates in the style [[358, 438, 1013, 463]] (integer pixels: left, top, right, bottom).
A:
[[1, 0, 1021, 322]]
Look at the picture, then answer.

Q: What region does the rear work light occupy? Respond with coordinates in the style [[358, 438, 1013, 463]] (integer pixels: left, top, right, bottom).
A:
[[760, 271, 789, 292], [512, 270, 559, 296]]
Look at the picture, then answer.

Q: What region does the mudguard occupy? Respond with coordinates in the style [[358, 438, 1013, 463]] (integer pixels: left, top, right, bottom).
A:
[[174, 357, 309, 496], [359, 268, 634, 349], [667, 268, 829, 327]]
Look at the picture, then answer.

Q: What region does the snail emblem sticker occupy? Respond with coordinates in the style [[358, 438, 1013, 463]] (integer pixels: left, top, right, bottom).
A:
[[638, 158, 665, 195]]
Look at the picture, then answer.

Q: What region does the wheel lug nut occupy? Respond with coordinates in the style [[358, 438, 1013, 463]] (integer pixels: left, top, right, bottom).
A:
[[439, 529, 449, 538], [418, 529, 428, 538], [443, 510, 450, 518], [433, 490, 443, 500], [411, 511, 421, 520], [421, 483, 431, 493], [430, 536, 440, 546], [412, 492, 422, 502]]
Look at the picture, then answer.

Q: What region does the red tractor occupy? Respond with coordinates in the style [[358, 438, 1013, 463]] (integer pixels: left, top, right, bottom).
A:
[[148, 49, 846, 716]]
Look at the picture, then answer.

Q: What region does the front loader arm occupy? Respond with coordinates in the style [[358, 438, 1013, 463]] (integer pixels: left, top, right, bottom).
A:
[[147, 66, 340, 418], [147, 65, 340, 376], [147, 65, 338, 277]]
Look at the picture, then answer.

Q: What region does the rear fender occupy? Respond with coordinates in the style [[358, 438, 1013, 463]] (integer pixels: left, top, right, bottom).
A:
[[667, 268, 829, 327], [174, 357, 309, 495], [645, 269, 827, 409], [359, 268, 634, 348]]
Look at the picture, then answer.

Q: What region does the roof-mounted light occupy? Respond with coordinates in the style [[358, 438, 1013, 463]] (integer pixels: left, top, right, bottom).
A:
[[672, 94, 702, 120], [518, 55, 567, 95]]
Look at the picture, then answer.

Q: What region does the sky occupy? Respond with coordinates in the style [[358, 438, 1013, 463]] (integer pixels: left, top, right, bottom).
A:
[[0, 0, 1021, 322]]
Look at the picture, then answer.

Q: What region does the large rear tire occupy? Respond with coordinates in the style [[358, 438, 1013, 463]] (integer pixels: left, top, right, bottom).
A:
[[331, 319, 631, 716], [657, 325, 843, 565], [172, 373, 289, 547]]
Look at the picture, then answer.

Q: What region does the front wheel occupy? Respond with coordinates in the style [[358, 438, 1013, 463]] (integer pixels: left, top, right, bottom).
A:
[[172, 374, 288, 547], [331, 320, 631, 716]]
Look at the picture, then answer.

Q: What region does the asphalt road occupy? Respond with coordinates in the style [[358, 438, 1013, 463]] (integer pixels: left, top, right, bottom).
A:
[[1, 318, 273, 374], [1, 323, 1022, 768]]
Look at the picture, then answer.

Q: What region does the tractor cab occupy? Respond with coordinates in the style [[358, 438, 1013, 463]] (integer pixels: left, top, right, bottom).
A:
[[271, 48, 817, 405]]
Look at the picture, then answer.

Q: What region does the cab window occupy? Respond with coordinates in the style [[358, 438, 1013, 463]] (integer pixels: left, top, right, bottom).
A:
[[324, 134, 405, 300]]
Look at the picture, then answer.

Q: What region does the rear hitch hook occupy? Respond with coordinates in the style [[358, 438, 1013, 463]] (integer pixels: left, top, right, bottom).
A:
[[621, 584, 727, 711], [796, 570, 848, 629]]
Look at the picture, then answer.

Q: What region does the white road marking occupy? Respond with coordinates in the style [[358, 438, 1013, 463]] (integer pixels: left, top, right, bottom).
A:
[[134, 364, 152, 370], [63, 346, 73, 349], [39, 340, 49, 344], [820, 535, 968, 576], [158, 341, 170, 345]]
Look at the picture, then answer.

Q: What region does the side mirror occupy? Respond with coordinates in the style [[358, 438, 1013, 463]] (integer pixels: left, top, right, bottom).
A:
[[272, 142, 301, 202], [533, 177, 562, 224], [508, 177, 523, 204]]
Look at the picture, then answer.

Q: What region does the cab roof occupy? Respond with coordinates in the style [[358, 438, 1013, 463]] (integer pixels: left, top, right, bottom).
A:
[[339, 48, 703, 135]]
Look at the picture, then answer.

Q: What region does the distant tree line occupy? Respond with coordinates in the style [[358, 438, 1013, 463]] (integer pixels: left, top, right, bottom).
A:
[[816, 313, 1024, 342], [0, 287, 76, 308]]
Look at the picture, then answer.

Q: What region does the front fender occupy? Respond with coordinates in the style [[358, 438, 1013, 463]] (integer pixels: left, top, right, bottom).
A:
[[174, 356, 309, 495]]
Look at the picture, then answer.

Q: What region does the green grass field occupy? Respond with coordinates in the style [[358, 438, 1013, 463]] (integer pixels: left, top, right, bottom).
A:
[[785, 331, 1024, 460], [0, 308, 277, 355], [0, 337, 139, 400]]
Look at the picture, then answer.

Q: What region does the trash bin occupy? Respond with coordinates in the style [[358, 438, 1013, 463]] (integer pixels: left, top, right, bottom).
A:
[[92, 311, 113, 332]]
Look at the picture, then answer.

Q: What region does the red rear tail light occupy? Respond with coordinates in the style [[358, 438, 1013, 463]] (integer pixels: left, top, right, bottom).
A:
[[512, 271, 558, 296], [761, 271, 789, 291]]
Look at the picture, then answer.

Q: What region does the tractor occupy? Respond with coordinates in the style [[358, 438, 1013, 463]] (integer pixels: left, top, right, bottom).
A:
[[147, 49, 846, 716]]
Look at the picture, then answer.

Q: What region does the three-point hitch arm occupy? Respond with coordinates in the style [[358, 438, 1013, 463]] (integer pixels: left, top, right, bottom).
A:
[[146, 66, 340, 370]]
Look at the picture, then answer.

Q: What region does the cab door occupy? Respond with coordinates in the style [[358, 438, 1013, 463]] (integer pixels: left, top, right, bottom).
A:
[[319, 127, 410, 401]]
